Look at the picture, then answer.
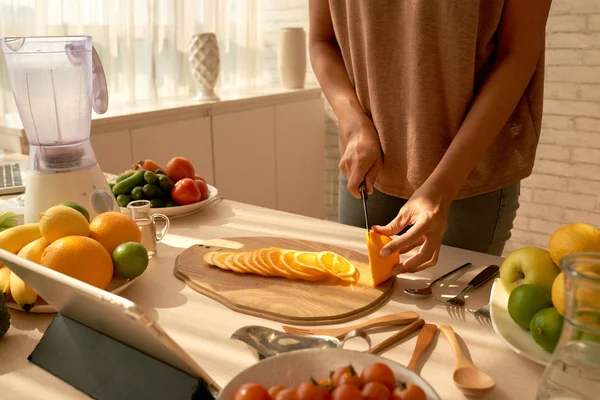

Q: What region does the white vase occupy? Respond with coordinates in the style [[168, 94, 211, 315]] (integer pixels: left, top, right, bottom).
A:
[[278, 27, 307, 89], [189, 33, 220, 101]]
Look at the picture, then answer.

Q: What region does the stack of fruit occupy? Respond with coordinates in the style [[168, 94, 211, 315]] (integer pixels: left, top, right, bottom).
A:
[[500, 223, 600, 353], [0, 203, 149, 312], [112, 157, 210, 208]]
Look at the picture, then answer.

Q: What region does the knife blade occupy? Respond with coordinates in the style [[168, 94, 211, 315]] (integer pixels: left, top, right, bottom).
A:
[[359, 183, 370, 231]]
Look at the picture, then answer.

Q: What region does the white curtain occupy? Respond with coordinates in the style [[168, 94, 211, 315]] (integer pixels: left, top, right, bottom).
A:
[[0, 0, 265, 116]]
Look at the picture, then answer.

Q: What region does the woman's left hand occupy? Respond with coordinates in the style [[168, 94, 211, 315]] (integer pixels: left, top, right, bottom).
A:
[[372, 186, 451, 274]]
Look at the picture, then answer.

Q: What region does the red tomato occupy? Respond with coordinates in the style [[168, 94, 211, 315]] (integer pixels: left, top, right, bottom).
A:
[[331, 384, 363, 400], [296, 381, 331, 400], [268, 386, 286, 397], [166, 157, 195, 182], [275, 388, 298, 400], [194, 174, 206, 182], [362, 382, 391, 400], [171, 178, 201, 205], [338, 372, 364, 388], [233, 382, 271, 400], [360, 363, 396, 392], [392, 384, 427, 400], [194, 179, 210, 201], [331, 366, 353, 387]]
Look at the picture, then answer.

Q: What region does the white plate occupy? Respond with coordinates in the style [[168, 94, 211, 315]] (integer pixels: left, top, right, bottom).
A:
[[120, 184, 218, 219], [6, 275, 138, 314], [489, 278, 551, 366], [218, 348, 441, 400]]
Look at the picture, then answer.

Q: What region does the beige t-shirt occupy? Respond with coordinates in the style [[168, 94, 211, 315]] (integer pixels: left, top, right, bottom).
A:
[[328, 0, 544, 199]]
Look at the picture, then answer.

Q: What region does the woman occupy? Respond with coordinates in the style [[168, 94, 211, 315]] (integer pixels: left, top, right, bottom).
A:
[[308, 1, 552, 273]]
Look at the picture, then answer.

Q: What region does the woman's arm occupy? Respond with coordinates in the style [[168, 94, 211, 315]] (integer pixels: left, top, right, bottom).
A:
[[376, 0, 553, 270]]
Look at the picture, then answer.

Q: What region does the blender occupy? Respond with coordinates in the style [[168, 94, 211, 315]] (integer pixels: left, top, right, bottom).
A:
[[0, 36, 118, 223]]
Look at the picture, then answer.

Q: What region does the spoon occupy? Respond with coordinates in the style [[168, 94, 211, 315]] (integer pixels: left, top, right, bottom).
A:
[[439, 325, 495, 397], [404, 262, 473, 297], [407, 323, 438, 373]]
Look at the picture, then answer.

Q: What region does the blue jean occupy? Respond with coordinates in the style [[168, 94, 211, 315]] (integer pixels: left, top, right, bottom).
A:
[[338, 174, 520, 256]]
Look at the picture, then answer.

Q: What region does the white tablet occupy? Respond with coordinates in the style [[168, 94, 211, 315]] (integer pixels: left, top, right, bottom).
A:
[[0, 248, 221, 396]]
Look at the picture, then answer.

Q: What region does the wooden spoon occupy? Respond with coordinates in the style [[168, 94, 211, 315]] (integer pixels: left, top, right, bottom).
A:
[[439, 325, 495, 397], [407, 323, 438, 372]]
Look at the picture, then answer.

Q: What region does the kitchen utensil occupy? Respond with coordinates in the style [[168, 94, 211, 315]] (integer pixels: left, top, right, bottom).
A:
[[282, 311, 419, 339], [230, 325, 371, 359], [218, 348, 441, 400], [404, 262, 473, 297], [174, 236, 395, 326], [439, 325, 496, 397], [0, 36, 118, 223], [359, 183, 370, 230], [439, 265, 499, 307], [127, 200, 170, 258], [407, 323, 438, 372], [370, 318, 425, 354], [467, 302, 491, 318]]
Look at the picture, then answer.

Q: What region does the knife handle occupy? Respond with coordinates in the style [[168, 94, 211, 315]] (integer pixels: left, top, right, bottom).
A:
[[467, 265, 499, 288]]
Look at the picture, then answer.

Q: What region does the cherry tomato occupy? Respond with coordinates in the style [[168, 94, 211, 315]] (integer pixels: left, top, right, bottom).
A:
[[296, 381, 331, 400], [392, 384, 427, 400], [194, 179, 210, 201], [171, 178, 201, 205], [362, 382, 391, 400], [331, 365, 353, 387], [360, 363, 396, 392], [338, 372, 364, 388], [166, 156, 195, 182], [275, 388, 298, 400], [194, 174, 206, 182], [233, 382, 271, 400], [331, 384, 363, 400], [268, 386, 285, 397]]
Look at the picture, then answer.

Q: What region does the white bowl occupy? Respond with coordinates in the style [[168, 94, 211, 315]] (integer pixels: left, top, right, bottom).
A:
[[218, 348, 441, 399]]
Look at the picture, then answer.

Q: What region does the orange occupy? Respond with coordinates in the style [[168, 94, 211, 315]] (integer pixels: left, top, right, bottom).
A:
[[89, 212, 142, 255], [41, 236, 114, 290]]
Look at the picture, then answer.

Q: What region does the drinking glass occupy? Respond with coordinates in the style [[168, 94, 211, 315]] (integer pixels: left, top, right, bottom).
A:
[[126, 200, 170, 258], [537, 252, 600, 400]]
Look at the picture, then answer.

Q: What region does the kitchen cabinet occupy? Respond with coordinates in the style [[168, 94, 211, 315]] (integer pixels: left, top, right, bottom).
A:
[[130, 118, 214, 185], [212, 107, 277, 209]]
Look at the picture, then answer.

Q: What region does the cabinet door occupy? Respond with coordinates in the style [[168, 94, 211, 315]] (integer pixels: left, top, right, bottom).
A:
[[275, 99, 325, 219], [130, 118, 214, 185], [91, 130, 134, 174], [212, 107, 276, 209]]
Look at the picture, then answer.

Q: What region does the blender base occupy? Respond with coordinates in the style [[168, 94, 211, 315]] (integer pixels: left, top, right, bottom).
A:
[[24, 164, 118, 223]]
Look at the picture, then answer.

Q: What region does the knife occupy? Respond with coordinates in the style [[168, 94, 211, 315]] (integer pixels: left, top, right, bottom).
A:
[[359, 183, 370, 231]]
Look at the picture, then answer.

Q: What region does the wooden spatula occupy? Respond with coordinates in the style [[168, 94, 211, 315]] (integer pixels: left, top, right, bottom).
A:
[[407, 323, 438, 372]]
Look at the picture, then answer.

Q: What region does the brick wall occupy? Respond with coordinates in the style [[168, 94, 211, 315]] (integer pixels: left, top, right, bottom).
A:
[[262, 1, 600, 240], [504, 0, 600, 255]]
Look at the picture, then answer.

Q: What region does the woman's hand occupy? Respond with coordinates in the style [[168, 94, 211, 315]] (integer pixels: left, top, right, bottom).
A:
[[372, 184, 451, 273], [339, 117, 382, 198]]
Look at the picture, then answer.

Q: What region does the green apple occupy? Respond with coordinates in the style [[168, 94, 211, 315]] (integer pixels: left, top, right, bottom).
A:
[[500, 246, 560, 295]]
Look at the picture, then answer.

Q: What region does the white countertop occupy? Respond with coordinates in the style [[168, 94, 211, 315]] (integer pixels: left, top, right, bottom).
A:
[[0, 199, 545, 400]]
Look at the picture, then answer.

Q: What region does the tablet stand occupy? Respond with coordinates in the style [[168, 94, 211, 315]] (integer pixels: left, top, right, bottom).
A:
[[28, 313, 215, 400]]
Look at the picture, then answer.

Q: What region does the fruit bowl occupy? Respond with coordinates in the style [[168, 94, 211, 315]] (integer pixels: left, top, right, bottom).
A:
[[218, 348, 441, 400], [489, 278, 551, 366], [120, 184, 218, 219], [5, 275, 138, 314]]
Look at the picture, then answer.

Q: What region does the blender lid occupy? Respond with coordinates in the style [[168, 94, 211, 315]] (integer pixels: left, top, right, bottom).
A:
[[91, 46, 109, 115]]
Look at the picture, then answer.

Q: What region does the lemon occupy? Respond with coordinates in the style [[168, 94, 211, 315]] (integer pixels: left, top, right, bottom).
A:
[[39, 205, 90, 243], [112, 242, 149, 279], [549, 223, 600, 267]]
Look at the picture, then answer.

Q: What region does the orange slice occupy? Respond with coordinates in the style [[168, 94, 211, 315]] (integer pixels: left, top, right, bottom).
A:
[[251, 249, 275, 276], [210, 252, 232, 271], [317, 251, 358, 282], [203, 251, 218, 266], [262, 248, 296, 279], [223, 253, 247, 273], [280, 250, 327, 281]]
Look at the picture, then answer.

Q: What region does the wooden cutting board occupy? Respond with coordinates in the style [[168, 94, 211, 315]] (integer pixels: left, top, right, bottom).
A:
[[173, 236, 395, 326]]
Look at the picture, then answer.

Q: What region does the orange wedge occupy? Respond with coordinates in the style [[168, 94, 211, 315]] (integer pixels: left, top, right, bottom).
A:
[[280, 250, 327, 281], [317, 251, 358, 282]]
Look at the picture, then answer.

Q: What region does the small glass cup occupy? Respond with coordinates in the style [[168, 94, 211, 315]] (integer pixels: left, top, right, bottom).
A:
[[127, 200, 170, 258]]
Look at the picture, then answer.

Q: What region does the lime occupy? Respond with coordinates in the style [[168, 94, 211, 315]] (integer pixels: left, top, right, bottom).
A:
[[112, 242, 149, 279], [508, 284, 553, 330], [60, 201, 90, 222], [530, 307, 564, 353]]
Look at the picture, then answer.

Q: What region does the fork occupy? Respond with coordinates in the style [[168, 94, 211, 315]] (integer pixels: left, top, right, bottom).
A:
[[439, 265, 499, 307], [467, 302, 491, 318], [282, 311, 420, 339]]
